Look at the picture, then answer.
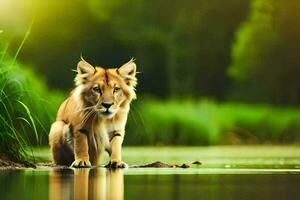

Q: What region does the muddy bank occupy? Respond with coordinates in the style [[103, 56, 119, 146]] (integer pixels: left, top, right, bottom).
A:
[[131, 161, 192, 168], [0, 158, 202, 169], [0, 155, 36, 170]]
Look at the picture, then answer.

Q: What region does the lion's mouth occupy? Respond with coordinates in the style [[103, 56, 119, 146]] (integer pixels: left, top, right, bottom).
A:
[[101, 109, 112, 115]]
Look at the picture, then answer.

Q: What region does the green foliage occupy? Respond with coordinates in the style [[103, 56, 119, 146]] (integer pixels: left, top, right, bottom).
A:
[[229, 0, 300, 104], [125, 99, 300, 145], [229, 0, 278, 81], [0, 37, 63, 160]]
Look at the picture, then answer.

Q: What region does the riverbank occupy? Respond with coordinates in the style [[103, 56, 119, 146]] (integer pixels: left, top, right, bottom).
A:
[[1, 146, 300, 170]]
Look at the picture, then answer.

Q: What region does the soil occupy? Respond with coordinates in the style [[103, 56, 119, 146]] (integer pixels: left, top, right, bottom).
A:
[[0, 155, 36, 170], [0, 157, 201, 169], [131, 161, 191, 168]]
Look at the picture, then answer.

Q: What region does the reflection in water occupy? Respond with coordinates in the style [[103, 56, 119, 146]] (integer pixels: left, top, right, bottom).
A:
[[1, 169, 300, 200], [49, 168, 124, 200]]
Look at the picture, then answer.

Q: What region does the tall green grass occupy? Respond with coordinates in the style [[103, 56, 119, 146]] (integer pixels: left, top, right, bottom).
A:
[[126, 98, 300, 145], [0, 33, 63, 161]]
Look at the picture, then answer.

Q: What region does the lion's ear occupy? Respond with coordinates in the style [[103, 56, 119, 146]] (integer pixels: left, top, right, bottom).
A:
[[117, 58, 137, 87], [77, 57, 95, 76], [75, 57, 95, 85], [118, 58, 136, 79]]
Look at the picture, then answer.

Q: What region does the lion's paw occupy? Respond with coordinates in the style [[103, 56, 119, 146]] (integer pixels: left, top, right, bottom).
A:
[[106, 160, 128, 169], [71, 159, 91, 168]]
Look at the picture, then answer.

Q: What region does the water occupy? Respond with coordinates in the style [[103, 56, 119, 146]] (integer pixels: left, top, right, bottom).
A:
[[1, 146, 300, 200]]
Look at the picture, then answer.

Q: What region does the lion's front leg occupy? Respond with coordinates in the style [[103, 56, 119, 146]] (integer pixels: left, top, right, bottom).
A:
[[71, 131, 91, 168], [107, 131, 127, 168]]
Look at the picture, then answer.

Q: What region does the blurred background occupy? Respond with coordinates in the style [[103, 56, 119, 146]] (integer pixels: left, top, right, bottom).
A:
[[1, 0, 300, 158]]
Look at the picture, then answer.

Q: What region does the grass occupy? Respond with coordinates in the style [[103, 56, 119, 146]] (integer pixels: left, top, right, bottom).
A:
[[126, 98, 300, 145], [0, 31, 63, 161]]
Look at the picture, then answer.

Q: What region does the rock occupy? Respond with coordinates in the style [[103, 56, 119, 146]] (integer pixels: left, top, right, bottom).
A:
[[135, 161, 174, 168], [131, 161, 190, 168], [192, 160, 202, 165], [180, 163, 190, 168]]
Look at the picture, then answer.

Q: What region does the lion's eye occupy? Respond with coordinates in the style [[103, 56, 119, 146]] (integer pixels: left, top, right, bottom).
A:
[[113, 87, 121, 93], [93, 86, 102, 93]]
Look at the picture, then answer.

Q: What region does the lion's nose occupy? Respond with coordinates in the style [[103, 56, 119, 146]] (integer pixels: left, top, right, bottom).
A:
[[102, 102, 113, 109]]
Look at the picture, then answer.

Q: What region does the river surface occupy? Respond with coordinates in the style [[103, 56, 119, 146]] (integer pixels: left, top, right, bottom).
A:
[[1, 146, 300, 200]]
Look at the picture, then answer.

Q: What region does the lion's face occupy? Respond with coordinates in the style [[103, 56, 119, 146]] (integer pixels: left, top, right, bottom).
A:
[[74, 58, 137, 119]]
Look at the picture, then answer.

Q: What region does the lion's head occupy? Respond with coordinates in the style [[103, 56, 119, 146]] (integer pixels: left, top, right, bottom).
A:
[[74, 58, 137, 119]]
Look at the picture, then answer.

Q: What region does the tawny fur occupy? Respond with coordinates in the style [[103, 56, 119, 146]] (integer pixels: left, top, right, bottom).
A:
[[49, 58, 137, 168]]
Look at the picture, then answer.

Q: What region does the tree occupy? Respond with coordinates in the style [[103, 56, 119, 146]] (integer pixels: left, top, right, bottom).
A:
[[229, 0, 300, 104]]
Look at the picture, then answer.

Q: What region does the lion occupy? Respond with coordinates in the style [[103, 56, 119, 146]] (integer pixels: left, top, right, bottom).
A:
[[49, 57, 137, 168]]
